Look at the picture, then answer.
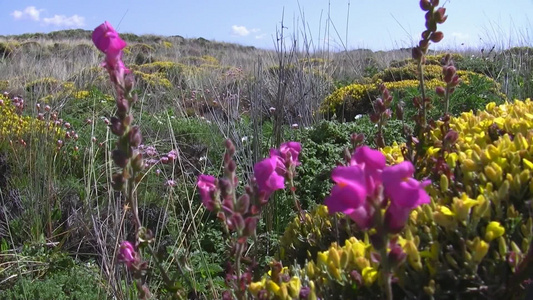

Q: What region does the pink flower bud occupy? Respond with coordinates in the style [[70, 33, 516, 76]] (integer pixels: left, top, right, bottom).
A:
[[419, 0, 432, 11], [434, 7, 447, 24], [435, 86, 446, 97], [128, 126, 142, 147], [444, 130, 459, 144], [412, 47, 423, 61], [111, 149, 128, 168], [430, 31, 444, 43]]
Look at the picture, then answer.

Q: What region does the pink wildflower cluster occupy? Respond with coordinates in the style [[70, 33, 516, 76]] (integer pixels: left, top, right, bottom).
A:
[[325, 146, 430, 233], [254, 142, 301, 198], [198, 142, 301, 212]]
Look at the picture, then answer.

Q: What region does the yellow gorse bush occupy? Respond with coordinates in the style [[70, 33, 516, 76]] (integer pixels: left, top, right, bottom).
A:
[[0, 94, 64, 145]]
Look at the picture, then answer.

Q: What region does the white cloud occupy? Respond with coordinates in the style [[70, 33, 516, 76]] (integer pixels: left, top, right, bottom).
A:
[[255, 34, 267, 40], [11, 6, 41, 21], [43, 14, 85, 27], [451, 32, 470, 40], [11, 6, 85, 28], [232, 25, 250, 36], [231, 25, 260, 37]]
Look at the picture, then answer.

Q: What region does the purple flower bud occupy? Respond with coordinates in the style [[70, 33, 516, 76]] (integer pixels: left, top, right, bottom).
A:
[[435, 86, 446, 97], [430, 31, 444, 43], [116, 97, 129, 114], [370, 113, 380, 124], [434, 7, 447, 23], [412, 46, 424, 61], [124, 73, 135, 92], [444, 130, 459, 144], [388, 243, 407, 268], [420, 0, 432, 11], [131, 153, 144, 171], [110, 117, 125, 136], [112, 149, 128, 168], [111, 172, 125, 190], [242, 216, 257, 237], [128, 126, 142, 147]]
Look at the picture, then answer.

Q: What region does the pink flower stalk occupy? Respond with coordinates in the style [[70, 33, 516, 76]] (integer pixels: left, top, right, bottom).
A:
[[118, 241, 136, 268], [197, 175, 217, 211]]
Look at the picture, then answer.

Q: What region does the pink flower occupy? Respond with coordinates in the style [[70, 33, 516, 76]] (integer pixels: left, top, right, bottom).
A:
[[92, 21, 127, 59], [350, 146, 386, 192], [279, 142, 302, 165], [254, 156, 285, 197], [268, 141, 302, 175], [382, 161, 431, 233], [324, 166, 367, 215], [382, 162, 430, 208], [92, 21, 129, 84], [347, 202, 375, 230], [118, 241, 136, 268], [197, 175, 217, 210]]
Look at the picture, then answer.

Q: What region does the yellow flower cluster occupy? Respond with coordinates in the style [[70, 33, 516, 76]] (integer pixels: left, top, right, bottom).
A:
[[249, 266, 304, 299], [278, 205, 333, 262], [132, 70, 173, 90], [251, 236, 377, 299], [320, 78, 445, 113], [0, 95, 64, 146]]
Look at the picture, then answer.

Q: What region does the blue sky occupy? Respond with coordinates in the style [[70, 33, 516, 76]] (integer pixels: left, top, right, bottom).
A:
[[1, 1, 532, 51]]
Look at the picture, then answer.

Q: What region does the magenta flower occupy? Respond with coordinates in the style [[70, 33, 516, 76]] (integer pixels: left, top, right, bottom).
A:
[[92, 21, 127, 60], [269, 141, 302, 176], [197, 175, 217, 211], [382, 161, 431, 233], [382, 162, 430, 208], [347, 201, 375, 230], [118, 241, 136, 268], [324, 166, 367, 215], [254, 156, 285, 197], [278, 141, 302, 165], [350, 146, 386, 191], [92, 21, 129, 84]]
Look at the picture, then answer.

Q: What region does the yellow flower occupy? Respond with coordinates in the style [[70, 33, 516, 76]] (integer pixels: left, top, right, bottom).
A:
[[361, 267, 378, 286], [249, 279, 265, 296], [484, 221, 505, 242]]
